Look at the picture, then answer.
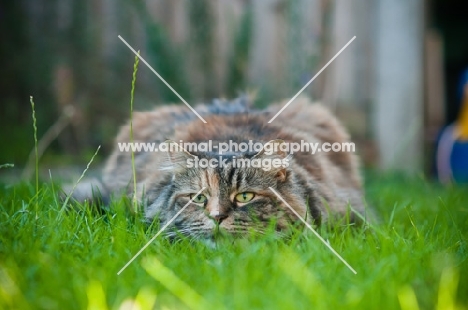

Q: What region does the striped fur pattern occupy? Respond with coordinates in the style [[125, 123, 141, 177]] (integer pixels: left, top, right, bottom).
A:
[[101, 97, 366, 240]]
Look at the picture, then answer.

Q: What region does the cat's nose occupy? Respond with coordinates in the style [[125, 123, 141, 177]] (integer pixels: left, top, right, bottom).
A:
[[209, 210, 228, 224], [213, 214, 228, 224]]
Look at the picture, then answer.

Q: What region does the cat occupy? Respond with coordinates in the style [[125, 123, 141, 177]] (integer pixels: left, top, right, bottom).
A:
[[70, 96, 367, 241]]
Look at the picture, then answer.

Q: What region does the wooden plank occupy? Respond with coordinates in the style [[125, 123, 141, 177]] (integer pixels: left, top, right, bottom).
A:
[[374, 0, 425, 172]]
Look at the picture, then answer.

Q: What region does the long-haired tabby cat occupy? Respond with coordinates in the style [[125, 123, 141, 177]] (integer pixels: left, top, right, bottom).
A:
[[71, 96, 366, 241]]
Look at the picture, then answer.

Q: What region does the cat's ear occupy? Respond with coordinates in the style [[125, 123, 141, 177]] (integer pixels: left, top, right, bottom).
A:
[[253, 139, 289, 181], [160, 140, 197, 171]]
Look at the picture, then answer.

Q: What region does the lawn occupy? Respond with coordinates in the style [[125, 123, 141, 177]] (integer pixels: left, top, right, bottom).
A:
[[0, 173, 467, 309]]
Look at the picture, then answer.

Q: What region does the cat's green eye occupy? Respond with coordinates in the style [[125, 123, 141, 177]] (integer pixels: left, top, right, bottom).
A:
[[235, 192, 255, 203], [190, 193, 207, 204]]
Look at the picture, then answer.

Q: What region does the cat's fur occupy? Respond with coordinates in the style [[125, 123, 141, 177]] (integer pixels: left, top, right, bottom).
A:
[[72, 97, 366, 240]]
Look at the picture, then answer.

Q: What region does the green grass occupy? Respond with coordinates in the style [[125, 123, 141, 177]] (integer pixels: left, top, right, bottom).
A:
[[0, 174, 467, 309]]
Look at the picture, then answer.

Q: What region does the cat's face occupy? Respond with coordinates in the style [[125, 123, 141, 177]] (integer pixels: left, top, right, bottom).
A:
[[145, 141, 308, 241]]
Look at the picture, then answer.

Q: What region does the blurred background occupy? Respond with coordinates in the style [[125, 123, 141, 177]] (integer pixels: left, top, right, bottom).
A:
[[1, 0, 467, 180]]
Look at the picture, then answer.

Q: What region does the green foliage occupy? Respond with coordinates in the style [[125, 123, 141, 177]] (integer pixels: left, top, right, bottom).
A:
[[227, 3, 253, 98], [188, 0, 216, 99], [134, 0, 191, 103], [1, 176, 467, 309]]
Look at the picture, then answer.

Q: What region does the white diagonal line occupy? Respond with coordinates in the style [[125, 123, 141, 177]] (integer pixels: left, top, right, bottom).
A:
[[268, 36, 356, 123], [117, 187, 207, 275], [268, 187, 357, 274], [118, 35, 207, 124]]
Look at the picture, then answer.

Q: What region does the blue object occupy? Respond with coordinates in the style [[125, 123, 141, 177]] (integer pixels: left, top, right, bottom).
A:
[[436, 68, 468, 184], [451, 140, 468, 183]]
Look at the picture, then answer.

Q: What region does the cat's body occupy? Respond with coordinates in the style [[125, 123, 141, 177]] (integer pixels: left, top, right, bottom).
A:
[[75, 97, 366, 240]]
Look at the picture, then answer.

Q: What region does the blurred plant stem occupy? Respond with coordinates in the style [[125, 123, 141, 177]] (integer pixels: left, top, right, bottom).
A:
[[22, 105, 75, 180], [129, 52, 140, 213]]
